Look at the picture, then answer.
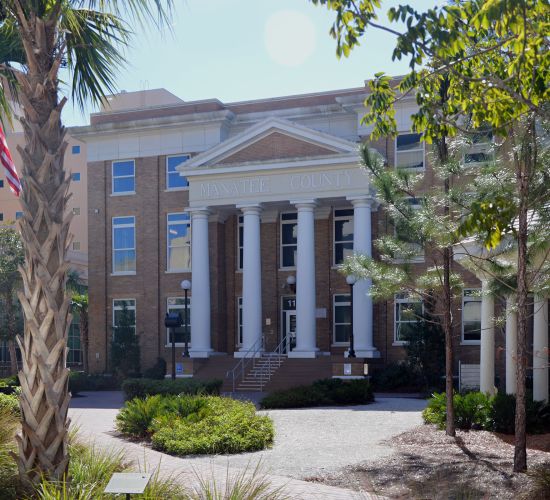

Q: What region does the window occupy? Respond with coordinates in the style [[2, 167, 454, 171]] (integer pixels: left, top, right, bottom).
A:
[[334, 209, 354, 265], [72, 207, 80, 216], [15, 212, 22, 220], [0, 213, 3, 222], [237, 215, 244, 270], [0, 180, 3, 188], [237, 297, 243, 347], [394, 198, 424, 262], [72, 172, 81, 181], [462, 289, 482, 343], [72, 145, 80, 154], [113, 299, 136, 336], [112, 216, 136, 274], [166, 297, 191, 345], [112, 160, 135, 194], [463, 130, 494, 166], [333, 294, 351, 344], [67, 312, 82, 365], [395, 133, 424, 170], [166, 155, 190, 190], [72, 242, 81, 251], [167, 213, 191, 271], [394, 293, 423, 343], [280, 213, 298, 268]]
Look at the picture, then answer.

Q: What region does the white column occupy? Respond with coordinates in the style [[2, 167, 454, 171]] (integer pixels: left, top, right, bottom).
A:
[[189, 209, 212, 357], [236, 205, 263, 357], [349, 197, 379, 358], [505, 295, 518, 395], [480, 280, 495, 394], [533, 295, 549, 402], [289, 201, 318, 358]]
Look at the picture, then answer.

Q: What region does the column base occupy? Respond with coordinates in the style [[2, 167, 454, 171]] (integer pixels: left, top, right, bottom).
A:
[[287, 349, 319, 359], [351, 348, 381, 359], [189, 349, 213, 358]]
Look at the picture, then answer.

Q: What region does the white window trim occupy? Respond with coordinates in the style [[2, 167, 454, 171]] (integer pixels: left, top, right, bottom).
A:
[[112, 216, 136, 275], [166, 154, 191, 191], [462, 136, 495, 168], [280, 212, 298, 270], [395, 133, 425, 171], [333, 207, 354, 267], [332, 293, 351, 346], [165, 296, 191, 347], [112, 159, 136, 195], [237, 215, 243, 271], [461, 288, 482, 345], [393, 293, 423, 345], [236, 297, 243, 348], [112, 298, 136, 338], [166, 212, 191, 273]]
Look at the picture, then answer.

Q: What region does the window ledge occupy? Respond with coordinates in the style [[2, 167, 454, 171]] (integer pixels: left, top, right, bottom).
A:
[[164, 344, 192, 348], [110, 192, 136, 197], [392, 341, 409, 347], [460, 341, 481, 346], [164, 187, 189, 193], [279, 267, 297, 272], [331, 343, 351, 347], [165, 270, 191, 274], [111, 272, 136, 276]]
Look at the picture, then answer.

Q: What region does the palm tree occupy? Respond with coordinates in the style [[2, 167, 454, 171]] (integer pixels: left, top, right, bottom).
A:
[[0, 1, 172, 485]]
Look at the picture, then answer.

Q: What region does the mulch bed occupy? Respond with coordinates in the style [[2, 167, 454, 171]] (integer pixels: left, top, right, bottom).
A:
[[305, 425, 550, 499]]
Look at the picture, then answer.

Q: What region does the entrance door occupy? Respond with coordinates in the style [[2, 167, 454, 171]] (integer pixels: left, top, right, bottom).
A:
[[281, 296, 296, 354]]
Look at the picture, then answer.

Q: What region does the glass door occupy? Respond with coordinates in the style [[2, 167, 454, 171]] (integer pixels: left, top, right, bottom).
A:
[[281, 296, 296, 354]]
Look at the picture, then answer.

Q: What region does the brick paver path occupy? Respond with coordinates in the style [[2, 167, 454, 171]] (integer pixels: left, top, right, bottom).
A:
[[69, 392, 426, 499]]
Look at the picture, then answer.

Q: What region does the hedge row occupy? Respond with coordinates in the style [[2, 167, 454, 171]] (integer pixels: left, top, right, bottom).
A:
[[423, 391, 550, 434], [116, 394, 274, 455], [260, 378, 374, 409], [121, 378, 223, 400]]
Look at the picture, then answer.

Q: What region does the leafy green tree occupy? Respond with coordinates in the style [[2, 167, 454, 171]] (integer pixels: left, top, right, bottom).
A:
[[0, 227, 24, 374], [111, 301, 140, 378], [0, 0, 173, 484], [71, 293, 88, 372], [312, 0, 549, 472]]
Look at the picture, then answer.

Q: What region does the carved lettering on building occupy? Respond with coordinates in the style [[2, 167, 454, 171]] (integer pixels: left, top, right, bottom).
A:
[[200, 177, 271, 199], [288, 171, 352, 191]]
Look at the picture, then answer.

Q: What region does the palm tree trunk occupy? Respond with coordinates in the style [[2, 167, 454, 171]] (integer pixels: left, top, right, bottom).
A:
[[10, 12, 72, 484]]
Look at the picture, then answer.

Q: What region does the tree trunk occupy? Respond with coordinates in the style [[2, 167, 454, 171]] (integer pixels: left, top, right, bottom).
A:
[[3, 292, 18, 374], [513, 117, 535, 473], [80, 309, 89, 373], [11, 13, 72, 484]]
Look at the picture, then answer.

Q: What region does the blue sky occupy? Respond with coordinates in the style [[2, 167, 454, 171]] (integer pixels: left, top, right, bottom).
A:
[[62, 0, 440, 126]]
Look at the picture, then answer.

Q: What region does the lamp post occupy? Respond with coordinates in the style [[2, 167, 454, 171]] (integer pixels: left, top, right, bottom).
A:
[[346, 275, 356, 358], [286, 274, 296, 293], [180, 280, 191, 358], [164, 312, 182, 380]]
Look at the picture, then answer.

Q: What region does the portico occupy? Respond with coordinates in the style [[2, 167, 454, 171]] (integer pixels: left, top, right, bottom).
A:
[[179, 118, 381, 359]]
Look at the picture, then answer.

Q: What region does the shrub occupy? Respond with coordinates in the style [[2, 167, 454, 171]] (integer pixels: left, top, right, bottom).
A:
[[260, 378, 374, 409], [122, 378, 222, 400], [151, 397, 274, 455], [371, 362, 424, 392], [143, 357, 167, 380], [69, 372, 120, 395], [0, 393, 19, 417], [0, 376, 19, 395], [423, 391, 550, 434]]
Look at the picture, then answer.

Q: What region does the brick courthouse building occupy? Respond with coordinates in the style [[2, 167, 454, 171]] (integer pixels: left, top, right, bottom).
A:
[[72, 85, 547, 393]]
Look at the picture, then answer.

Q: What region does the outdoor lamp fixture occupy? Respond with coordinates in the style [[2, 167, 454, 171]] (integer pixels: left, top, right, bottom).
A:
[[346, 275, 357, 358], [286, 275, 296, 293], [180, 280, 191, 358], [164, 311, 183, 380]]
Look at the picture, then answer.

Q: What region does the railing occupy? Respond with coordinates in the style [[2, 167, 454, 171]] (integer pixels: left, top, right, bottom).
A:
[[226, 336, 264, 392], [257, 336, 287, 390]]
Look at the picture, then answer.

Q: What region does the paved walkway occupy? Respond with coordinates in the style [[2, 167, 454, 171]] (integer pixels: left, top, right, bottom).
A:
[[69, 392, 426, 499]]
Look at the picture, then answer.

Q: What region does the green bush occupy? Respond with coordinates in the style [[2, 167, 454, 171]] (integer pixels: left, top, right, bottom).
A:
[[371, 362, 424, 392], [423, 391, 550, 435], [0, 393, 19, 417], [260, 378, 374, 409], [122, 377, 222, 400], [117, 394, 274, 456], [69, 372, 119, 395], [0, 376, 19, 395], [151, 397, 274, 455], [143, 358, 167, 380]]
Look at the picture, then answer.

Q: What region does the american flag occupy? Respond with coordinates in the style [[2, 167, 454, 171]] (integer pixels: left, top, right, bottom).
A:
[[0, 125, 21, 197]]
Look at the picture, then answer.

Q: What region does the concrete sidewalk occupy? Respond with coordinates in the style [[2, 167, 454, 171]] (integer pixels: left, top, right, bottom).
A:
[[69, 392, 425, 498]]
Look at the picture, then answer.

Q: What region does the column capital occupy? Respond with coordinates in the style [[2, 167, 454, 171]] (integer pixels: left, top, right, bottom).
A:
[[237, 203, 263, 216], [347, 195, 377, 209], [291, 199, 318, 211], [186, 207, 210, 219]]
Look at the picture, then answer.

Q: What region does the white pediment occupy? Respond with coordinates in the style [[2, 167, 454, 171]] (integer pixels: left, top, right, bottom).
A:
[[182, 117, 359, 170]]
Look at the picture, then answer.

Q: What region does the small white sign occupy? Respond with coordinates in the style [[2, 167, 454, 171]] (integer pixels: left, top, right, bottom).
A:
[[344, 363, 352, 375]]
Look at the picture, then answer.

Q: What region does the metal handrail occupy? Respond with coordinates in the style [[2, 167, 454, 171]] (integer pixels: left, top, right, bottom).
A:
[[258, 336, 287, 390], [226, 336, 263, 392]]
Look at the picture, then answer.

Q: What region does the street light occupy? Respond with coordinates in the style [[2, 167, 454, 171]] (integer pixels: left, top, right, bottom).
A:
[[180, 280, 191, 358], [346, 275, 357, 358], [286, 275, 296, 293], [164, 311, 182, 380]]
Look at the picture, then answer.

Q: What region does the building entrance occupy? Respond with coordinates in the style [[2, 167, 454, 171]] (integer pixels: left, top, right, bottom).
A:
[[281, 296, 297, 354]]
